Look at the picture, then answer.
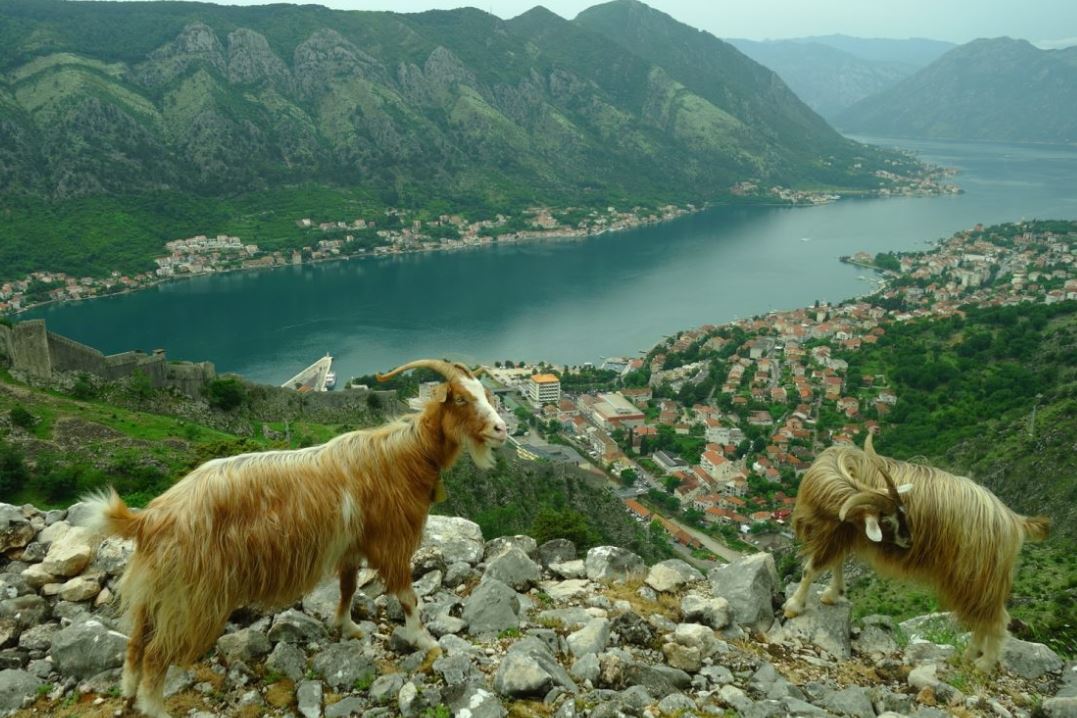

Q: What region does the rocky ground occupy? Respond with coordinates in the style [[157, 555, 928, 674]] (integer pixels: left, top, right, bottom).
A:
[[0, 502, 1073, 718]]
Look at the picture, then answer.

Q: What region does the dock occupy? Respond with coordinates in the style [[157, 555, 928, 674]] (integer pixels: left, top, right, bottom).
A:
[[282, 354, 333, 392]]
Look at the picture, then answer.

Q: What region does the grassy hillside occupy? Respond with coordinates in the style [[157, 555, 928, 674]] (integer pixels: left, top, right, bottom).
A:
[[0, 0, 925, 281], [840, 301, 1077, 655], [0, 367, 663, 559]]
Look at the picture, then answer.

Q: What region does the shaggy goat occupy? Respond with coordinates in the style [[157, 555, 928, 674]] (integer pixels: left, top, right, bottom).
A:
[[784, 434, 1049, 672], [86, 359, 507, 718]]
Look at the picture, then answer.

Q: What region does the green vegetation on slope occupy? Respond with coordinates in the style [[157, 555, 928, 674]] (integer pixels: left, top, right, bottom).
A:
[[0, 368, 660, 558], [0, 0, 923, 280]]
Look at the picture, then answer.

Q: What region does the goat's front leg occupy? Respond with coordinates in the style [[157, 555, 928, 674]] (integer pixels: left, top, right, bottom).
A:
[[819, 558, 845, 605], [397, 586, 437, 651], [783, 557, 822, 618], [332, 563, 364, 639]]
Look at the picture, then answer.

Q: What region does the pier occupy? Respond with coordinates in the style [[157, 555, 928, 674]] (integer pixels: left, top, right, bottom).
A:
[[282, 354, 333, 392]]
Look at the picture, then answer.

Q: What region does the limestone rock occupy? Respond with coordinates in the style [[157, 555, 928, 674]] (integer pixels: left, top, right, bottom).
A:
[[645, 559, 703, 593], [1002, 638, 1063, 679], [310, 640, 374, 690], [567, 617, 611, 657], [50, 619, 126, 679], [484, 535, 538, 561], [680, 593, 731, 629], [58, 575, 101, 603], [40, 527, 93, 578], [422, 516, 485, 565], [0, 505, 35, 554], [483, 547, 541, 591], [537, 539, 576, 567], [584, 546, 645, 584], [216, 628, 271, 664], [463, 578, 519, 636], [707, 553, 780, 632], [268, 609, 328, 645], [0, 668, 42, 712]]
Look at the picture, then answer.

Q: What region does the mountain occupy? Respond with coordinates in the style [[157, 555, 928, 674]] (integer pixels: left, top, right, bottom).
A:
[[0, 0, 921, 280], [726, 36, 954, 120], [795, 35, 955, 67], [837, 37, 1077, 143]]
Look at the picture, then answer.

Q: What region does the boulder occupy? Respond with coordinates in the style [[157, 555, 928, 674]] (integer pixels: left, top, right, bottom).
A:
[[645, 559, 703, 593], [40, 527, 93, 578], [770, 587, 851, 659], [483, 547, 541, 591], [422, 516, 485, 565], [268, 609, 328, 645], [0, 668, 42, 712], [1002, 638, 1063, 679], [707, 553, 779, 632], [567, 618, 611, 657], [310, 641, 375, 691], [0, 505, 35, 554], [680, 594, 731, 629], [216, 628, 271, 664], [463, 578, 519, 636], [585, 547, 646, 584], [484, 535, 538, 561], [50, 619, 126, 679], [537, 539, 577, 567]]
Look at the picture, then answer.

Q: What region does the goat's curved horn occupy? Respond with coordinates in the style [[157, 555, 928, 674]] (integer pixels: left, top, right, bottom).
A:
[[838, 491, 886, 522], [864, 432, 877, 457], [377, 359, 464, 383]]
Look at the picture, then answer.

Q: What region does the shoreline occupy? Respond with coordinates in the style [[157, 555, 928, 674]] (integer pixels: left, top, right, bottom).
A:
[[3, 165, 959, 320], [7, 203, 703, 318]]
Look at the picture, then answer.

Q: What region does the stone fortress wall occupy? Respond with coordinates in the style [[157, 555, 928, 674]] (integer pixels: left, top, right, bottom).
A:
[[1, 319, 214, 397]]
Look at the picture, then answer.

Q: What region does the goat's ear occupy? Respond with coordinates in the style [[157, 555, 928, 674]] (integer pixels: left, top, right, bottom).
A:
[[896, 483, 913, 495], [864, 513, 883, 542], [430, 384, 449, 403]]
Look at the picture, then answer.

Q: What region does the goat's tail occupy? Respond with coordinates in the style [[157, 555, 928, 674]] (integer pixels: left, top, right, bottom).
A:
[[1021, 515, 1051, 542], [81, 488, 141, 540]]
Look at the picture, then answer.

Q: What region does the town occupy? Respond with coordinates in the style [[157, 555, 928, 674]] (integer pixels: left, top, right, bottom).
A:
[[443, 221, 1076, 565], [0, 162, 957, 317]]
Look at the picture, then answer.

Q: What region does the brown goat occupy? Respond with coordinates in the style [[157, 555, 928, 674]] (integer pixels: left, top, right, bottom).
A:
[[785, 434, 1049, 672], [86, 359, 507, 718]]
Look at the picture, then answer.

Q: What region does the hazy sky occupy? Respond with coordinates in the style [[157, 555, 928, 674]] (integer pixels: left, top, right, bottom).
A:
[[177, 0, 1077, 45]]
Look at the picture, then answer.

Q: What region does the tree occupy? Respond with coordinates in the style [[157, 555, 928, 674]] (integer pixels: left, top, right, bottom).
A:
[[9, 405, 35, 430], [530, 508, 597, 548], [619, 469, 638, 487], [206, 377, 247, 411]]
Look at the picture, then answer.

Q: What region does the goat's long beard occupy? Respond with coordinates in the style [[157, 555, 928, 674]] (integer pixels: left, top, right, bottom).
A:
[[466, 438, 496, 470]]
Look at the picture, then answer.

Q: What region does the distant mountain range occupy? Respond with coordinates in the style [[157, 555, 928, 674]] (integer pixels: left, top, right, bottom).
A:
[[836, 38, 1077, 143], [0, 0, 906, 207], [727, 36, 954, 121]]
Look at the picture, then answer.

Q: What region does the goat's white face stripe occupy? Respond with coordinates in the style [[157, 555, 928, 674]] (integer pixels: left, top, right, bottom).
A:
[[459, 376, 504, 434]]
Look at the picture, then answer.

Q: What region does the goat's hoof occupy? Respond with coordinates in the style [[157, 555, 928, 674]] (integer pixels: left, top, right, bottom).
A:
[[819, 590, 842, 605], [782, 603, 803, 619], [973, 656, 998, 674]]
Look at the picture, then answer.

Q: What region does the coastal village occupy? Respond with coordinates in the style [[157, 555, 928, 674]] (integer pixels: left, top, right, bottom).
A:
[[472, 222, 1076, 560], [0, 204, 690, 315], [0, 163, 959, 316]]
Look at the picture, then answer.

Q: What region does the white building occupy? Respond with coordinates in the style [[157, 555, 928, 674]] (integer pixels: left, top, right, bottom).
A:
[[528, 374, 561, 404]]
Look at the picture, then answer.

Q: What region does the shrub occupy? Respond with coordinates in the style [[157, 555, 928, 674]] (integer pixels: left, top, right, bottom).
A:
[[9, 405, 35, 430], [206, 377, 247, 411]]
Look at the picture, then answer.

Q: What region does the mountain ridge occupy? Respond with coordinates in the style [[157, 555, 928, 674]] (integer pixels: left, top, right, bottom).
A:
[[836, 37, 1077, 143]]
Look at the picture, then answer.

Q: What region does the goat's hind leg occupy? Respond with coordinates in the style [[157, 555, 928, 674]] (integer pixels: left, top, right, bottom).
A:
[[122, 603, 149, 707], [819, 557, 845, 605], [332, 563, 364, 639], [397, 586, 437, 651], [134, 642, 171, 718]]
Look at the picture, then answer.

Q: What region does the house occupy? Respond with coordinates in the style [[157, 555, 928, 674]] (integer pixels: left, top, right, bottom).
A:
[[652, 450, 688, 473], [527, 374, 561, 404]]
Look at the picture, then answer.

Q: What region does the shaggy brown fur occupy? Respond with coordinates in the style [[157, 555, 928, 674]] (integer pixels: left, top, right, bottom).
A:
[[86, 359, 506, 718], [785, 434, 1049, 672]]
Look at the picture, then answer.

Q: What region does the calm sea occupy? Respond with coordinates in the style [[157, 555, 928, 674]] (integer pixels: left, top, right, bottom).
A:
[[23, 137, 1077, 384]]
